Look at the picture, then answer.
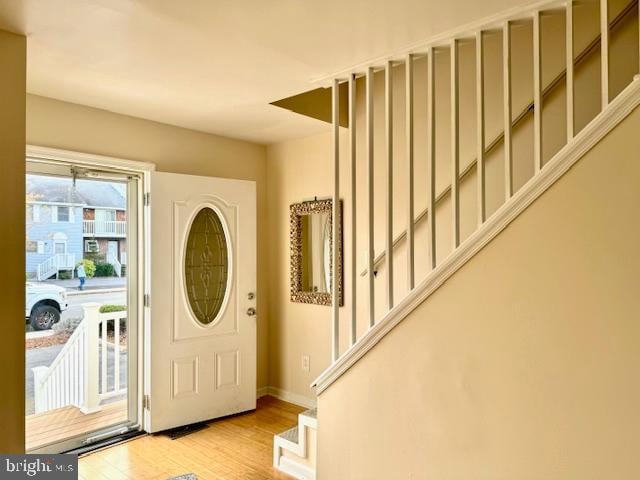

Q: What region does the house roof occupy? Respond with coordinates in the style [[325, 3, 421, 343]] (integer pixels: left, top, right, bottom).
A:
[[26, 175, 126, 209]]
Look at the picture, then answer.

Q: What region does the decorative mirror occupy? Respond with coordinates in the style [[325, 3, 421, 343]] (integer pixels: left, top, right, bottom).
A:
[[290, 199, 343, 306]]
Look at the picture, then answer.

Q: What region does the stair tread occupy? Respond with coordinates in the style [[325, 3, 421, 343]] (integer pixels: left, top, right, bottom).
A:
[[276, 426, 299, 444], [301, 408, 317, 420]]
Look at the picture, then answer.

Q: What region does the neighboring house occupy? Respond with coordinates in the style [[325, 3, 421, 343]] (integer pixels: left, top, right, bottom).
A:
[[26, 175, 127, 280]]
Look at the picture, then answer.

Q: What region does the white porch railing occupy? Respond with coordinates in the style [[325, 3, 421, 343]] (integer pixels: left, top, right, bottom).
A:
[[83, 220, 126, 236], [32, 304, 127, 415], [36, 253, 76, 281]]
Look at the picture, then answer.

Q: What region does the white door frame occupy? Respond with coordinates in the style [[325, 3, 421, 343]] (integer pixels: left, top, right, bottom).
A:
[[27, 145, 154, 436]]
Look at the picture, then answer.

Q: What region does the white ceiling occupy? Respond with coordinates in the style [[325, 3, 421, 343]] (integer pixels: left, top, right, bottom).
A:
[[0, 0, 533, 144]]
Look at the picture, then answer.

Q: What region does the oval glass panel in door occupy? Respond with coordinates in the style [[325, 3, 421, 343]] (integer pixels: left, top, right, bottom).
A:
[[185, 207, 229, 325]]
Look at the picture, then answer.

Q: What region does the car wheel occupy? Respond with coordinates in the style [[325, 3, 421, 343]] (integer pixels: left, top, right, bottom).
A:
[[30, 305, 60, 331]]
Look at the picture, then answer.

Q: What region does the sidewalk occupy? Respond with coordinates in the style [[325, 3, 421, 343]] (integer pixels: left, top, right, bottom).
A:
[[39, 277, 126, 293]]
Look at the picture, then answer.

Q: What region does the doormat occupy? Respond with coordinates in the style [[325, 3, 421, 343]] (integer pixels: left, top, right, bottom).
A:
[[167, 474, 197, 480], [162, 422, 209, 440]]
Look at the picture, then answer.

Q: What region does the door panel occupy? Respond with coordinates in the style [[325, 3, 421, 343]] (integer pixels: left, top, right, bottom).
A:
[[148, 172, 256, 432]]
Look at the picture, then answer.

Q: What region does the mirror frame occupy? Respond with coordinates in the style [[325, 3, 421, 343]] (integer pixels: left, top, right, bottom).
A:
[[290, 198, 343, 306]]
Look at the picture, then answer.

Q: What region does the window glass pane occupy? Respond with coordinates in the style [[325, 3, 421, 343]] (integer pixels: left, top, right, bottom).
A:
[[184, 207, 229, 325], [57, 206, 70, 222]]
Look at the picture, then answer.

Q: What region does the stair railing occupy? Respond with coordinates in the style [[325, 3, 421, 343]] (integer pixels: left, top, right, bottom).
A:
[[324, 0, 640, 362]]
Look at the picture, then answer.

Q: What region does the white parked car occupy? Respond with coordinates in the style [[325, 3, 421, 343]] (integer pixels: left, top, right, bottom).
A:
[[25, 283, 69, 330]]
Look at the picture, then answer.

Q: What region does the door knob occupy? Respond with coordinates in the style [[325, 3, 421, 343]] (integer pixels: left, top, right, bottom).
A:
[[246, 307, 256, 316]]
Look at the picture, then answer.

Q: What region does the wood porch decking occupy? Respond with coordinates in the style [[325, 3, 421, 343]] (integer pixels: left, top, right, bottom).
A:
[[26, 400, 127, 451]]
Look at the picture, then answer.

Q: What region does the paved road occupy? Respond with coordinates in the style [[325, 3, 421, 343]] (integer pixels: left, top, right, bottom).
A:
[[64, 291, 128, 321]]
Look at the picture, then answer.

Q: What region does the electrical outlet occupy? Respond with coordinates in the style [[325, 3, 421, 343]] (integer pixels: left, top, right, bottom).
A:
[[302, 354, 310, 372]]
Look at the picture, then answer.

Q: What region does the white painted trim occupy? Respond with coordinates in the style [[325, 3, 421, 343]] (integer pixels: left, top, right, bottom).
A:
[[312, 77, 640, 394], [257, 386, 317, 409], [277, 457, 316, 480], [273, 408, 318, 480], [312, 0, 566, 85], [27, 145, 156, 174], [26, 144, 152, 437]]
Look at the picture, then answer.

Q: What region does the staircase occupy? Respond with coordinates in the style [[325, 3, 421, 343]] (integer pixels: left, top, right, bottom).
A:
[[309, 0, 640, 476], [36, 253, 76, 281], [273, 408, 318, 479]]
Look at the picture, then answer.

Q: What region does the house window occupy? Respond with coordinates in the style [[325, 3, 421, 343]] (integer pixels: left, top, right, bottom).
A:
[[56, 206, 72, 222], [85, 239, 99, 253], [26, 240, 37, 252], [54, 242, 67, 254], [26, 205, 40, 223]]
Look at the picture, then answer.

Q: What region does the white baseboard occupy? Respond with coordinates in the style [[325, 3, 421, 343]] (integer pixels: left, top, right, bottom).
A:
[[278, 456, 316, 480], [257, 386, 316, 409]]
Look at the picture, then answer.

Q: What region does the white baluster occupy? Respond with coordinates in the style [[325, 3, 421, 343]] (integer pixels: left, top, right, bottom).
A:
[[114, 315, 121, 393], [601, 0, 609, 108], [427, 47, 437, 270], [332, 78, 340, 361], [503, 22, 513, 199], [567, 0, 574, 140], [476, 31, 486, 225], [406, 53, 415, 290], [366, 66, 375, 328], [451, 39, 460, 248], [349, 73, 357, 346], [101, 319, 107, 394], [534, 10, 543, 173], [385, 60, 394, 310]]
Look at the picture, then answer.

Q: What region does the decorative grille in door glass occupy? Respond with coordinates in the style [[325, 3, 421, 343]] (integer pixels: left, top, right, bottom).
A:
[[185, 207, 229, 325]]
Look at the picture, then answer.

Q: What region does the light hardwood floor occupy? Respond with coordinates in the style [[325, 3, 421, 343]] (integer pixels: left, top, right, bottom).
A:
[[79, 396, 304, 480]]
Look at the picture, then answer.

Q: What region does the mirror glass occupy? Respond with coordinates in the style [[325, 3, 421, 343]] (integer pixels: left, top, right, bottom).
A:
[[290, 198, 342, 306], [300, 211, 331, 293]]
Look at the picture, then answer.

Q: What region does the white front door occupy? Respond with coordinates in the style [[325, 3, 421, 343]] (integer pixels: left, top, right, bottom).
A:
[[147, 172, 257, 432], [107, 241, 118, 261]]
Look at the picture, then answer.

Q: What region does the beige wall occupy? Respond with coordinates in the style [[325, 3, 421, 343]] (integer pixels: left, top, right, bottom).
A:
[[26, 95, 270, 389], [265, 4, 639, 401], [266, 133, 335, 399], [0, 29, 26, 453], [317, 104, 640, 480]]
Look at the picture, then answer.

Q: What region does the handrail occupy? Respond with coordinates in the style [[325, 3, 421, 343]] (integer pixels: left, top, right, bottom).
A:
[[360, 0, 638, 277]]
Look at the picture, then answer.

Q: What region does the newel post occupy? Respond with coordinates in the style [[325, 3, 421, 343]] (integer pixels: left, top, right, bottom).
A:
[[81, 302, 102, 414], [31, 366, 49, 414]]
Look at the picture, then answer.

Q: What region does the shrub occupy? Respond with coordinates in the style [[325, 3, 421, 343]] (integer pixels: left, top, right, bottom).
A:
[[76, 259, 96, 278], [58, 271, 72, 280], [94, 262, 116, 277], [99, 304, 126, 313]]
